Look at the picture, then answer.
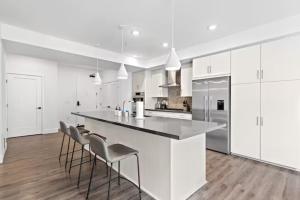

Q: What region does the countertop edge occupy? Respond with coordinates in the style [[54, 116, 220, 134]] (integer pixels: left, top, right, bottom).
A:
[[72, 112, 180, 140]]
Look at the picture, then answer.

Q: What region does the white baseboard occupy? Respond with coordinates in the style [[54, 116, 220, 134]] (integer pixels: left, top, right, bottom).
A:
[[43, 128, 58, 134]]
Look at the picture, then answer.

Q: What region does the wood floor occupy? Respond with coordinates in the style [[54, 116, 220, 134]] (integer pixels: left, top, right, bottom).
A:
[[0, 133, 299, 200]]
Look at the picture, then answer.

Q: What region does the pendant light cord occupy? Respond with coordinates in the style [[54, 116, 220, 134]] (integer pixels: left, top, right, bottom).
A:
[[121, 29, 124, 54], [171, 0, 174, 48]]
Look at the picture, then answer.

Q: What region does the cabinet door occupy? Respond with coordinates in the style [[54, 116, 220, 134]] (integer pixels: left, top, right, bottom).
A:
[[231, 83, 261, 159], [210, 51, 230, 76], [181, 65, 192, 97], [132, 71, 145, 92], [261, 80, 300, 169], [261, 35, 300, 82], [192, 56, 210, 79], [231, 45, 261, 84]]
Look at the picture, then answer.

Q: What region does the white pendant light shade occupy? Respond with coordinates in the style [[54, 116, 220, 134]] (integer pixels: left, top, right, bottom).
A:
[[117, 63, 128, 79], [94, 72, 102, 85], [165, 48, 181, 70]]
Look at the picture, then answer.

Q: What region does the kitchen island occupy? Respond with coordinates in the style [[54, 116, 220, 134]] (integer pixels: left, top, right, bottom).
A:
[[72, 111, 225, 200]]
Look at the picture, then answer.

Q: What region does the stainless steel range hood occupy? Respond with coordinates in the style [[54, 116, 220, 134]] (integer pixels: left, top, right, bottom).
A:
[[159, 70, 180, 88]]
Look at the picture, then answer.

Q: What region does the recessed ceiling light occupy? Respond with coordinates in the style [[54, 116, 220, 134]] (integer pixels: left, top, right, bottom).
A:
[[132, 30, 140, 36], [162, 42, 169, 48], [208, 24, 217, 31]]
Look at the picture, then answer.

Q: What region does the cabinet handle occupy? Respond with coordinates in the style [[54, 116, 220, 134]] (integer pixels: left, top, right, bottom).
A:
[[256, 70, 260, 79], [260, 117, 263, 126], [256, 116, 259, 126], [207, 66, 209, 73], [209, 66, 212, 73], [261, 69, 264, 79]]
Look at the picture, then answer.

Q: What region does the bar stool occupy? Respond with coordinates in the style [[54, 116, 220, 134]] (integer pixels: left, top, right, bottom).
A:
[[86, 134, 141, 200], [69, 126, 108, 188], [58, 121, 90, 170]]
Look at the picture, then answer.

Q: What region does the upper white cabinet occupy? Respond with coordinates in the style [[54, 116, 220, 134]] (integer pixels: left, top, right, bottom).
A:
[[181, 64, 192, 97], [231, 83, 261, 159], [193, 51, 230, 79], [150, 69, 168, 97], [132, 71, 145, 93], [261, 80, 300, 169], [231, 45, 261, 84], [261, 35, 300, 82]]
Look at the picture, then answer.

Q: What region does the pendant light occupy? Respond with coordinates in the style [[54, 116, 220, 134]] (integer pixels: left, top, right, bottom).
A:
[[165, 0, 181, 71], [117, 27, 128, 79], [94, 58, 102, 85]]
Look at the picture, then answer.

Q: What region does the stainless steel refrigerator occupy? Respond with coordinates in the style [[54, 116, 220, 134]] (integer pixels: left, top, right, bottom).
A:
[[192, 76, 230, 154]]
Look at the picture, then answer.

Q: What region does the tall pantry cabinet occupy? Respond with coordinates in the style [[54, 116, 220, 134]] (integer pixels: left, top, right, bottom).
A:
[[231, 35, 300, 170]]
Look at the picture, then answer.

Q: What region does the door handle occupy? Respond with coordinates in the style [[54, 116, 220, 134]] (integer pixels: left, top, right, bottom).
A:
[[256, 70, 260, 79], [260, 117, 264, 126], [77, 101, 80, 106], [256, 116, 259, 126], [261, 69, 264, 80], [37, 107, 42, 110]]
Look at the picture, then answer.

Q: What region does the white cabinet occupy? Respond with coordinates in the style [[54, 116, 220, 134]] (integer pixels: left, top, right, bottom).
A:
[[231, 83, 261, 159], [261, 80, 300, 169], [261, 35, 300, 82], [231, 45, 261, 84], [150, 69, 168, 97], [192, 51, 230, 79], [132, 71, 145, 93], [145, 110, 192, 120], [192, 56, 210, 79], [180, 64, 192, 97]]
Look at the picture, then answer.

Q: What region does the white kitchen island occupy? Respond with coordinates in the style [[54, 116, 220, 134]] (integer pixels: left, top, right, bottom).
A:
[[72, 111, 225, 200]]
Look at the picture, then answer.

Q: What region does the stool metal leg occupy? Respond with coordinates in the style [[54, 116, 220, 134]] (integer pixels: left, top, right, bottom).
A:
[[86, 156, 96, 200], [89, 145, 92, 164], [65, 136, 71, 170], [136, 154, 142, 199], [106, 160, 108, 177], [69, 140, 76, 174], [59, 133, 66, 163], [107, 163, 113, 200], [118, 161, 121, 185], [77, 145, 84, 188]]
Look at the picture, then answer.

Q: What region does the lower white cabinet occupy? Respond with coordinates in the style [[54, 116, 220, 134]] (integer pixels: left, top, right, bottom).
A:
[[231, 80, 300, 169], [261, 80, 300, 169], [231, 83, 261, 159], [145, 110, 192, 120]]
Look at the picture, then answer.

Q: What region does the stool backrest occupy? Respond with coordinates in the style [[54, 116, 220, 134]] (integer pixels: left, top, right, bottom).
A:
[[59, 121, 68, 134], [70, 126, 86, 144], [89, 134, 109, 161]]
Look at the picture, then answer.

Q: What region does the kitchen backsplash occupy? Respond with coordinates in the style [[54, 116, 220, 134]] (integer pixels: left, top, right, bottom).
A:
[[157, 87, 192, 109]]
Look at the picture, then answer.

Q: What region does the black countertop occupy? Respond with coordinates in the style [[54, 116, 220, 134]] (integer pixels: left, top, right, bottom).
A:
[[145, 108, 192, 114], [72, 111, 225, 140]]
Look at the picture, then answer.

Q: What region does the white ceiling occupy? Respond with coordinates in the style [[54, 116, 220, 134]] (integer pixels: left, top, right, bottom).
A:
[[1, 0, 300, 60], [3, 41, 142, 72]]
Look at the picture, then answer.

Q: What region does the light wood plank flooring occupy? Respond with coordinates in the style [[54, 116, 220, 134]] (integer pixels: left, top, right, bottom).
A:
[[0, 133, 299, 200]]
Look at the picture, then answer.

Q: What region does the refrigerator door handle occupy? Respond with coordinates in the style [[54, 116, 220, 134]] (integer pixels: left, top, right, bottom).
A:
[[209, 96, 213, 121], [204, 96, 208, 121]]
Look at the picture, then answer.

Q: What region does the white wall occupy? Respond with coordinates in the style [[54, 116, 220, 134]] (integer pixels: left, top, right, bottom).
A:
[[100, 69, 133, 112], [3, 53, 133, 136], [5, 54, 59, 133], [0, 35, 4, 162], [57, 64, 100, 125]]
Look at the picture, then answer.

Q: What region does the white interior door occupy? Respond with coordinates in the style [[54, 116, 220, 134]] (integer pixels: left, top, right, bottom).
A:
[[261, 80, 300, 169], [7, 74, 42, 138], [231, 83, 261, 159], [100, 82, 119, 110]]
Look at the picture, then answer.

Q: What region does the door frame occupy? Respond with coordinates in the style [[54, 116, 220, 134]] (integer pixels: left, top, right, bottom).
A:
[[6, 72, 45, 137]]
